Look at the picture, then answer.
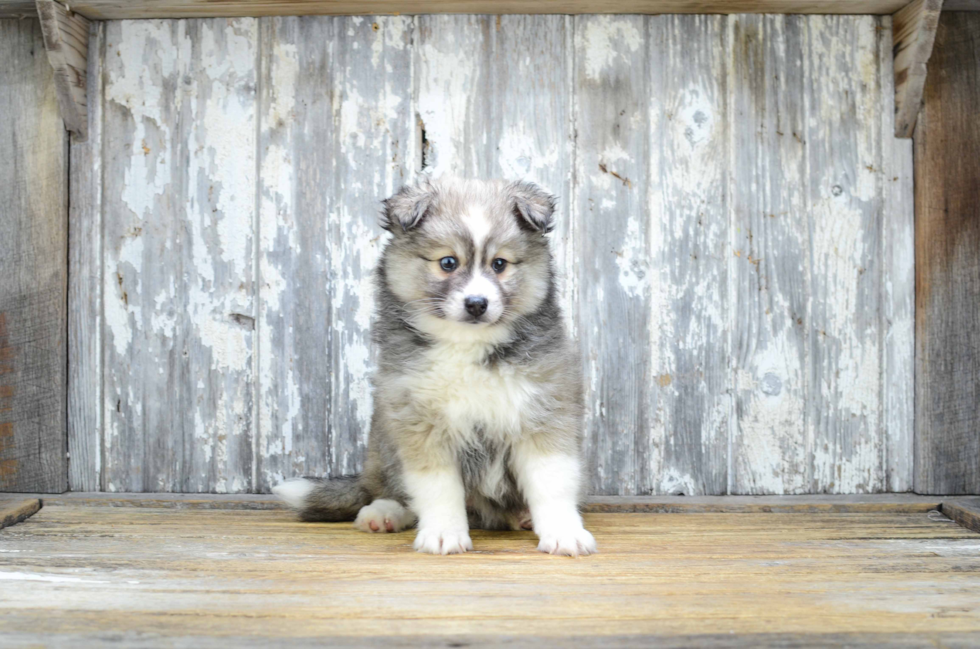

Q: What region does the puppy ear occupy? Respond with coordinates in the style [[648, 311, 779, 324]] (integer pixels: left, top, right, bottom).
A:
[[508, 180, 556, 233], [381, 182, 434, 233]]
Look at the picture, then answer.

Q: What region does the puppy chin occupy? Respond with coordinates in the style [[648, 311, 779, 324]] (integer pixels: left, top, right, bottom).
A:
[[414, 312, 513, 346]]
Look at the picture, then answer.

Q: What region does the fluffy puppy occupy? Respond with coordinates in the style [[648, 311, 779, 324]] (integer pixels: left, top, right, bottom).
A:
[[274, 177, 595, 557]]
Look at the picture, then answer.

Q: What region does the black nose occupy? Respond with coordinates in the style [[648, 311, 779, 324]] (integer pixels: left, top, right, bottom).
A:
[[464, 296, 488, 317]]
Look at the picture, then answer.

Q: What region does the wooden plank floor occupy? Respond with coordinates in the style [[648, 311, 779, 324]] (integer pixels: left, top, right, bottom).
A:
[[2, 506, 980, 647]]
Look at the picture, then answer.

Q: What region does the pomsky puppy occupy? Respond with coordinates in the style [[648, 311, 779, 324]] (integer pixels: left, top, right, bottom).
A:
[[273, 177, 595, 557]]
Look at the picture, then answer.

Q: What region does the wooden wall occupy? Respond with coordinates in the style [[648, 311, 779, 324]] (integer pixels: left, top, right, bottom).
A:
[[0, 19, 69, 493], [68, 14, 914, 495], [913, 12, 980, 495]]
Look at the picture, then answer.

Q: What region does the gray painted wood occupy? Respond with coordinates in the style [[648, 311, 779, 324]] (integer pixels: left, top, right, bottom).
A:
[[68, 14, 915, 495], [256, 16, 415, 491], [731, 15, 810, 494], [68, 20, 104, 492], [572, 15, 651, 495], [102, 19, 257, 492], [0, 19, 68, 493], [878, 16, 915, 494], [913, 12, 980, 495]]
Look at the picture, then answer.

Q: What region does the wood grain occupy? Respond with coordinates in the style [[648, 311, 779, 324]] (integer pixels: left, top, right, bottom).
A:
[[0, 0, 922, 19], [101, 19, 258, 492], [1, 506, 978, 645], [892, 0, 943, 138], [943, 497, 980, 533], [67, 15, 914, 495], [35, 0, 90, 139], [13, 491, 947, 512], [913, 12, 980, 495], [0, 19, 68, 494], [0, 497, 40, 528], [730, 15, 810, 494], [68, 21, 104, 492], [255, 16, 415, 491]]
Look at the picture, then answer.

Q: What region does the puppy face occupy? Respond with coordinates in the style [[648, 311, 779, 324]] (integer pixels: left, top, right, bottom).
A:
[[381, 178, 555, 338]]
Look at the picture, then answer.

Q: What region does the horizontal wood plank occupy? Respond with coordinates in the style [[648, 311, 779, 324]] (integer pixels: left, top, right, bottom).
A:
[[1, 507, 978, 645], [0, 497, 40, 528], [4, 492, 949, 513], [943, 498, 980, 533], [0, 0, 924, 19]]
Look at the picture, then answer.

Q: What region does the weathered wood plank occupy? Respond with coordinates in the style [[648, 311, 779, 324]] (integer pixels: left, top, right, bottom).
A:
[[13, 491, 946, 512], [892, 0, 943, 138], [572, 15, 651, 495], [805, 15, 884, 493], [1, 507, 978, 646], [642, 15, 730, 495], [35, 0, 90, 139], [68, 21, 104, 493], [256, 16, 415, 491], [0, 19, 68, 494], [878, 15, 915, 493], [731, 15, 810, 494], [102, 19, 258, 492], [913, 12, 980, 495], [0, 0, 924, 20], [0, 497, 41, 528], [942, 497, 980, 533]]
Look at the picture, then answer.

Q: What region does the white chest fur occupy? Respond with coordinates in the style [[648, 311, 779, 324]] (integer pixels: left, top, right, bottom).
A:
[[407, 341, 539, 442]]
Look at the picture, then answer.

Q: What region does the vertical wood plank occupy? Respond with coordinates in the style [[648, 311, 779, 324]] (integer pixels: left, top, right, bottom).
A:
[[0, 19, 68, 493], [914, 12, 980, 494], [256, 16, 415, 491], [572, 15, 650, 495], [878, 15, 915, 493], [731, 15, 810, 494], [68, 20, 104, 492], [805, 15, 883, 493], [102, 19, 257, 492], [642, 15, 730, 495]]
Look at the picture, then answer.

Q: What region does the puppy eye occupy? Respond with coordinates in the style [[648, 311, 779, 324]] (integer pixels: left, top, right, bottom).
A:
[[492, 258, 507, 274], [439, 256, 458, 272]]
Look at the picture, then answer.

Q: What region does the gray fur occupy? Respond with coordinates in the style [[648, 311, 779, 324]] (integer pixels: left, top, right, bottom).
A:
[[278, 177, 584, 533]]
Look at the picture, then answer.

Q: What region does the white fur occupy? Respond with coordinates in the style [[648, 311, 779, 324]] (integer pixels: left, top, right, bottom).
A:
[[404, 469, 472, 555], [271, 478, 315, 510], [443, 273, 504, 323], [511, 450, 597, 557], [460, 205, 492, 248], [354, 499, 416, 533]]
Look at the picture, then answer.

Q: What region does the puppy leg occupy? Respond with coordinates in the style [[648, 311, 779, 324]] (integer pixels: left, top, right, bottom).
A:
[[512, 448, 596, 557], [403, 465, 472, 555], [354, 499, 416, 533]]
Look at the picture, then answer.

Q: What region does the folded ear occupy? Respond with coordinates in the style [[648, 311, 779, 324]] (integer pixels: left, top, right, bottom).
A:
[[381, 182, 435, 233], [508, 180, 556, 233]]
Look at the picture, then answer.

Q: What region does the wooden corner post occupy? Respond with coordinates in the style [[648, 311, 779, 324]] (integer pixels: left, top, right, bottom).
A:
[[36, 0, 89, 140]]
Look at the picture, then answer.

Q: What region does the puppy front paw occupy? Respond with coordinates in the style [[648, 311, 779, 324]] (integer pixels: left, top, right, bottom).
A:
[[537, 525, 597, 557], [413, 527, 473, 555]]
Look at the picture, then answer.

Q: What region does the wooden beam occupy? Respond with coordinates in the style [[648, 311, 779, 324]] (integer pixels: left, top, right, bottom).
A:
[[941, 498, 980, 533], [10, 492, 948, 513], [0, 497, 40, 529], [0, 20, 69, 494], [0, 0, 929, 19], [892, 0, 943, 137], [913, 12, 980, 495], [35, 0, 89, 140]]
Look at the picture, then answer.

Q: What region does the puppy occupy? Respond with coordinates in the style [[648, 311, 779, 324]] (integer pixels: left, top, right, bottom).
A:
[[273, 177, 595, 557]]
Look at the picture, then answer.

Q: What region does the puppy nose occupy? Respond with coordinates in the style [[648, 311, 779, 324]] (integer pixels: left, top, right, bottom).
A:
[[464, 296, 488, 317]]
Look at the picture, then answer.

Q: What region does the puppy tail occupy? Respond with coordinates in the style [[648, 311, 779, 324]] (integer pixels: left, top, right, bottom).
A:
[[272, 476, 372, 522]]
